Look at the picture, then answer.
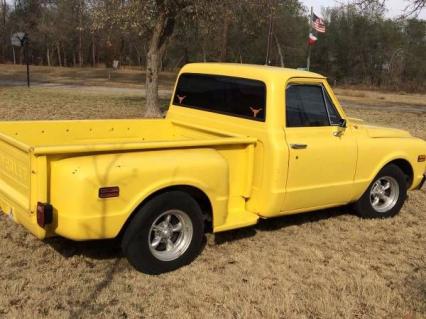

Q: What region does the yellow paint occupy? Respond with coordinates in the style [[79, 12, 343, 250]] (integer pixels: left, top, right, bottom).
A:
[[0, 63, 425, 241]]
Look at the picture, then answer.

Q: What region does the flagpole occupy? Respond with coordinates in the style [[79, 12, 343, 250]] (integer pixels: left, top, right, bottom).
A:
[[306, 6, 313, 71], [265, 6, 274, 65]]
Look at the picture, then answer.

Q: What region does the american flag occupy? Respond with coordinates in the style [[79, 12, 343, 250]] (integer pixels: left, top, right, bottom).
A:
[[312, 13, 326, 33]]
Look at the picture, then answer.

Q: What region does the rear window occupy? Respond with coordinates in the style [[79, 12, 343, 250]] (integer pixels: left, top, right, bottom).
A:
[[173, 73, 266, 121]]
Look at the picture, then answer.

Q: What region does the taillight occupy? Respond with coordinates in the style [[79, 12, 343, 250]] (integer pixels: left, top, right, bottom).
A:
[[37, 202, 53, 228]]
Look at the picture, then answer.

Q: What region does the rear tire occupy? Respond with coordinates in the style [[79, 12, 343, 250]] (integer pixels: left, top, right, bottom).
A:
[[122, 191, 204, 274], [354, 164, 407, 218]]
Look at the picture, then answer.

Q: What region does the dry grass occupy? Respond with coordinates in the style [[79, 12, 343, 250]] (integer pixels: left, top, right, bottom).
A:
[[334, 88, 426, 108], [0, 87, 170, 120], [0, 83, 425, 319], [0, 64, 177, 89]]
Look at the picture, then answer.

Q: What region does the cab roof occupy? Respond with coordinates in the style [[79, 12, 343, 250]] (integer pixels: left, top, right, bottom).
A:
[[180, 63, 325, 82]]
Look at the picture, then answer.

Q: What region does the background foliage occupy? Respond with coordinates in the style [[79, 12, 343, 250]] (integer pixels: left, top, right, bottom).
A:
[[0, 0, 425, 91]]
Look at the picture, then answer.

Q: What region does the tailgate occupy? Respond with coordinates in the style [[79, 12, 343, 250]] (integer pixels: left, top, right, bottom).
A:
[[0, 135, 47, 238], [0, 138, 31, 219]]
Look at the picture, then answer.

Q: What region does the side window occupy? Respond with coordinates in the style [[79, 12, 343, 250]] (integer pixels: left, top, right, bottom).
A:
[[324, 90, 342, 125], [286, 85, 330, 127]]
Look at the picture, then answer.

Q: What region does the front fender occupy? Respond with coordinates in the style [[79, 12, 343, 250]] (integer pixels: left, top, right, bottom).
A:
[[352, 137, 426, 200]]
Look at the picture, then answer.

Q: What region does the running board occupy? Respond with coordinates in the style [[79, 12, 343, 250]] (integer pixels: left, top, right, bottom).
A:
[[213, 210, 259, 233]]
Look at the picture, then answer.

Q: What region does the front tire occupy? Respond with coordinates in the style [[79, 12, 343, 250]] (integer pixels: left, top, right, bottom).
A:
[[354, 164, 407, 218], [122, 191, 204, 274]]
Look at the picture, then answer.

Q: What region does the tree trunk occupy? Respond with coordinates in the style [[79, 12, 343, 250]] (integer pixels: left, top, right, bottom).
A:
[[202, 45, 207, 62], [19, 47, 23, 64], [63, 46, 67, 67], [46, 47, 51, 66], [145, 48, 162, 118], [91, 33, 96, 67], [78, 0, 83, 67], [144, 11, 176, 118], [1, 0, 4, 28], [56, 42, 62, 67], [1, 0, 6, 62], [219, 11, 230, 62], [120, 37, 125, 66], [134, 44, 142, 67], [79, 29, 83, 67]]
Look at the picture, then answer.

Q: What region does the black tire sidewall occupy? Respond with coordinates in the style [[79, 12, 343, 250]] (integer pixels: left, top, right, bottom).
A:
[[356, 164, 407, 218], [122, 191, 204, 274]]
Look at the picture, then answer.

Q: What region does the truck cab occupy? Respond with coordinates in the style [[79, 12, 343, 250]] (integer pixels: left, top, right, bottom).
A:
[[169, 64, 424, 217]]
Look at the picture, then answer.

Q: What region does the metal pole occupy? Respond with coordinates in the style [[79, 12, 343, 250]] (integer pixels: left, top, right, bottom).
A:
[[306, 6, 313, 71], [265, 6, 273, 65], [23, 34, 30, 87], [26, 49, 30, 87], [307, 45, 311, 71]]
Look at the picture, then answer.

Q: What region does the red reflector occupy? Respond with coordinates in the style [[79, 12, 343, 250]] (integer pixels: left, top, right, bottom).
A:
[[36, 202, 53, 228], [418, 155, 426, 162], [99, 186, 120, 198]]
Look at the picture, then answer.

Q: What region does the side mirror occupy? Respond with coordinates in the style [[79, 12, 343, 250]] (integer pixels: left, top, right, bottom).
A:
[[333, 119, 347, 137]]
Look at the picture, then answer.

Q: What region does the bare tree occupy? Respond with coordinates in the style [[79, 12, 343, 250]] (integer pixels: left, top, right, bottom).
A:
[[90, 0, 191, 117], [78, 0, 84, 66], [144, 1, 190, 117], [1, 0, 7, 62], [403, 0, 426, 17], [353, 0, 425, 16]]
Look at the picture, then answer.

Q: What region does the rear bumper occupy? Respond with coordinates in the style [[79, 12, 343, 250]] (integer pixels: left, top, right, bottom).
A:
[[0, 195, 47, 240], [414, 174, 426, 190]]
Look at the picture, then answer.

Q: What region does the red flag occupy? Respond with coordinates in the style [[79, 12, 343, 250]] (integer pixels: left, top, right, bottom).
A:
[[307, 33, 317, 45]]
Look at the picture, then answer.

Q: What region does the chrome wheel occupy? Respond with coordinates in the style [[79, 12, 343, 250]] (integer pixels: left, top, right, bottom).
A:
[[148, 209, 193, 262], [370, 176, 399, 213]]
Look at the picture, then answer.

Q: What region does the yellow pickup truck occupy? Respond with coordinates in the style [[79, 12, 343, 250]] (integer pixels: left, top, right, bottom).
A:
[[1, 63, 425, 274]]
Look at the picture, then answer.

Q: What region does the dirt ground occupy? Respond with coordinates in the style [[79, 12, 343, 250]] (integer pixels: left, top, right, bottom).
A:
[[0, 78, 425, 319]]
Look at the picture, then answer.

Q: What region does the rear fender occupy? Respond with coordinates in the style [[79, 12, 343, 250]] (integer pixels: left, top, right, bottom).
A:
[[49, 148, 229, 240]]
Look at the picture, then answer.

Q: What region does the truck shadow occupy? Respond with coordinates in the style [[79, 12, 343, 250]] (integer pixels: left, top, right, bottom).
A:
[[45, 206, 354, 258], [45, 234, 209, 261], [214, 205, 354, 245], [45, 237, 123, 260]]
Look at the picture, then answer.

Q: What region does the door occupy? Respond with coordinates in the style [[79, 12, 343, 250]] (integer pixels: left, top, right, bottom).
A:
[[281, 82, 357, 212]]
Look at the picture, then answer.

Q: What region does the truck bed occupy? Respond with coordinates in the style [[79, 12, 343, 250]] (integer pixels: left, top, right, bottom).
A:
[[0, 118, 257, 239]]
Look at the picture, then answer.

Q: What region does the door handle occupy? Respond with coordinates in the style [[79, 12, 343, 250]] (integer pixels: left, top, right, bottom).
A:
[[290, 143, 308, 149]]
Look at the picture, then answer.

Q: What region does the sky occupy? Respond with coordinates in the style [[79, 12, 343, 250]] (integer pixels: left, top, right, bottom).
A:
[[301, 0, 426, 19], [4, 0, 425, 19]]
